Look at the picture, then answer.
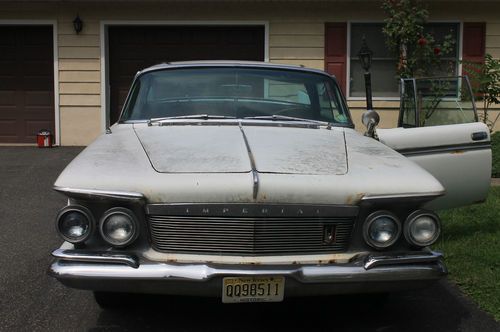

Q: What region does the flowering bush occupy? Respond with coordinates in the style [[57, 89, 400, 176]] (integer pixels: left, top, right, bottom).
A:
[[381, 0, 455, 78], [463, 54, 500, 131]]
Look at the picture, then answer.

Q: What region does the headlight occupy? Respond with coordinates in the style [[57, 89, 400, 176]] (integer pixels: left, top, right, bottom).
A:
[[404, 210, 441, 247], [99, 207, 139, 247], [56, 206, 94, 244], [363, 211, 401, 249]]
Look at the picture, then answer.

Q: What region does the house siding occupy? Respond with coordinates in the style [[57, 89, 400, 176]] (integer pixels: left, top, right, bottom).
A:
[[0, 1, 499, 145], [58, 18, 101, 145]]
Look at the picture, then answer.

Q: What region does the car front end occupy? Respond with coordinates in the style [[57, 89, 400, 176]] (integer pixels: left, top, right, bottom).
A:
[[49, 62, 447, 304]]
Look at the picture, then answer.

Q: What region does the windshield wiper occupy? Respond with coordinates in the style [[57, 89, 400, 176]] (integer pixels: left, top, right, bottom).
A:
[[148, 114, 236, 125], [243, 115, 331, 126]]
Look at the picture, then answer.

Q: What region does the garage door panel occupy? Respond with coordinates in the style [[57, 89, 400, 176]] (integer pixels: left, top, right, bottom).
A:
[[24, 91, 53, 107], [20, 47, 53, 60], [21, 78, 53, 91], [108, 25, 264, 124], [150, 32, 183, 45], [0, 60, 16, 74], [0, 77, 16, 89], [0, 28, 16, 45], [0, 91, 16, 106], [114, 60, 147, 73], [22, 28, 51, 41], [0, 47, 16, 60], [25, 119, 52, 138], [21, 60, 53, 76], [116, 89, 131, 111], [0, 25, 54, 143], [0, 120, 18, 136]]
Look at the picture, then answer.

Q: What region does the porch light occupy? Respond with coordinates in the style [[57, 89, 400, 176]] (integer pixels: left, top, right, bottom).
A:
[[73, 15, 83, 34], [357, 37, 373, 72], [357, 36, 373, 111]]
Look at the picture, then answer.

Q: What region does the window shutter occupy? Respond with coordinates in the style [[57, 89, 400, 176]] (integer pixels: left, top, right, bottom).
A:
[[462, 22, 486, 67], [325, 23, 347, 94]]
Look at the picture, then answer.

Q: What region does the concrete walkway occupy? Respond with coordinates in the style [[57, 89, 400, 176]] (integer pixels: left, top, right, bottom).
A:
[[492, 178, 500, 186]]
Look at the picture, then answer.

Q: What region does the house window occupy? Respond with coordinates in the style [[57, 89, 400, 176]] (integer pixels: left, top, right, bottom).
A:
[[349, 23, 460, 98]]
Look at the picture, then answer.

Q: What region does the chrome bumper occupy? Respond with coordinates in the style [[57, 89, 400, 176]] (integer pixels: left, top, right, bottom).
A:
[[49, 248, 447, 296]]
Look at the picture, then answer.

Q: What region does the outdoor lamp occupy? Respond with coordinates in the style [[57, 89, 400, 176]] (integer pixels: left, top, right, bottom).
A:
[[357, 36, 374, 111], [73, 15, 83, 34], [357, 37, 373, 72]]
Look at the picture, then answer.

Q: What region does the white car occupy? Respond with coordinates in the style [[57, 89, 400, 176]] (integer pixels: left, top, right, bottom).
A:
[[49, 61, 491, 307]]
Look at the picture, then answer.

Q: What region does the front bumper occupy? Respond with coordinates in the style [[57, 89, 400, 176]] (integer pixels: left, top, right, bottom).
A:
[[48, 248, 447, 296]]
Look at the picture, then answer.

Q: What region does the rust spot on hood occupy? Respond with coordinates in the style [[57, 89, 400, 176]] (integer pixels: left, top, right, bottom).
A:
[[346, 193, 365, 204]]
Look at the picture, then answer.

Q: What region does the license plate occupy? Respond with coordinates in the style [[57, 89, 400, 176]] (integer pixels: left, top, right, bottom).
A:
[[222, 276, 285, 303]]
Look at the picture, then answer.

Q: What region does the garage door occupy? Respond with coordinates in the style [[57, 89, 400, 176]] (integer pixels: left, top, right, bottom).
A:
[[108, 25, 265, 123], [0, 26, 54, 143]]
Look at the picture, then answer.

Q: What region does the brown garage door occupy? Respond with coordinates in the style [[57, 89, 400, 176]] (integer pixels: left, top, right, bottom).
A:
[[108, 25, 265, 123], [0, 26, 54, 143]]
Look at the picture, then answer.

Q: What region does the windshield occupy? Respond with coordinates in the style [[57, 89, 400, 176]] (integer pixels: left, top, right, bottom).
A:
[[120, 67, 351, 125]]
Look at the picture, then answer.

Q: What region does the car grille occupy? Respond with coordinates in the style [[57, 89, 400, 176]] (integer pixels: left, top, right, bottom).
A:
[[148, 215, 354, 255]]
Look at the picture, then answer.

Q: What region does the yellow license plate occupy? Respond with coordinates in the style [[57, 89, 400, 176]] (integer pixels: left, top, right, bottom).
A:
[[222, 276, 285, 303]]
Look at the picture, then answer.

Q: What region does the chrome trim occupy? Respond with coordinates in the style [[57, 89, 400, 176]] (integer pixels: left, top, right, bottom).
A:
[[362, 211, 402, 249], [51, 249, 139, 268], [138, 61, 334, 80], [403, 210, 441, 247], [53, 186, 144, 201], [129, 118, 330, 129], [361, 191, 445, 202], [148, 215, 353, 255], [55, 205, 95, 244], [99, 207, 140, 248], [50, 250, 446, 283], [145, 203, 359, 218], [398, 142, 491, 157], [364, 251, 443, 270], [238, 122, 260, 199], [251, 171, 259, 200]]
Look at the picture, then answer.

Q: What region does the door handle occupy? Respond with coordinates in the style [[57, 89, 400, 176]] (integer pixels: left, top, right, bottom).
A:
[[471, 131, 488, 141]]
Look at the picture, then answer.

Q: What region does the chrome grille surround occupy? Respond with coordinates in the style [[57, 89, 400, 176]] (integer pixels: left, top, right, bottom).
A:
[[147, 204, 357, 256]]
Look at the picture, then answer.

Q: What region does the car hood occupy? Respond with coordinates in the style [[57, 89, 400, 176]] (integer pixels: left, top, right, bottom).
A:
[[134, 124, 347, 175], [54, 124, 444, 205]]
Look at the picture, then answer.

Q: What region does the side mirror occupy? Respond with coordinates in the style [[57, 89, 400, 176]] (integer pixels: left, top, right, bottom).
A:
[[361, 109, 380, 138]]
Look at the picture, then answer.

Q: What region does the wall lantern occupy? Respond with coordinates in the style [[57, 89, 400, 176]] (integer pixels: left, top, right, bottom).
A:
[[357, 37, 373, 72], [357, 36, 374, 111], [73, 15, 83, 34]]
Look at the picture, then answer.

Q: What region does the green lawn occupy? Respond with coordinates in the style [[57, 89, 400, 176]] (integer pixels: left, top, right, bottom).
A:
[[435, 187, 500, 320]]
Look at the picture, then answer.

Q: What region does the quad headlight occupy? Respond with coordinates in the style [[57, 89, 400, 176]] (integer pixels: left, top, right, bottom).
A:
[[99, 207, 139, 247], [56, 205, 94, 244], [363, 211, 401, 249], [404, 210, 441, 247]]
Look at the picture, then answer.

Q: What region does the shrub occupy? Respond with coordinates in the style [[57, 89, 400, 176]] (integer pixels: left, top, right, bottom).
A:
[[492, 131, 500, 178]]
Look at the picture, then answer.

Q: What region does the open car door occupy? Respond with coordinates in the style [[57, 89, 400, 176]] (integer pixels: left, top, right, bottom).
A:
[[376, 77, 492, 210]]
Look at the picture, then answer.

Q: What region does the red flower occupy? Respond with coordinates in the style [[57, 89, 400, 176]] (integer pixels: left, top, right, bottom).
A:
[[434, 47, 441, 55], [418, 37, 427, 46]]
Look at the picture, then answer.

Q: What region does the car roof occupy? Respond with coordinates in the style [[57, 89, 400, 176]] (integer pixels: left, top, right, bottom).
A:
[[138, 60, 332, 77]]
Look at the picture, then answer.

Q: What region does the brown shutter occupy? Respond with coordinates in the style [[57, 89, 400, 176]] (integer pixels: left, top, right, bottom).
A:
[[325, 23, 347, 94], [462, 22, 486, 67]]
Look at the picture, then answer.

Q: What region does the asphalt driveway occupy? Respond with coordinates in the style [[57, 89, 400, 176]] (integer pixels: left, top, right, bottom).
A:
[[0, 146, 499, 332]]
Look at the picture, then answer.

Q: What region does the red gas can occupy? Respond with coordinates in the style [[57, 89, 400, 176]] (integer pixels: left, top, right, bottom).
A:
[[37, 129, 53, 148]]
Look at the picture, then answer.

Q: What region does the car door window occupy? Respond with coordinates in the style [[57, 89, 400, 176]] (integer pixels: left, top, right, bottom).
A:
[[399, 76, 478, 128]]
